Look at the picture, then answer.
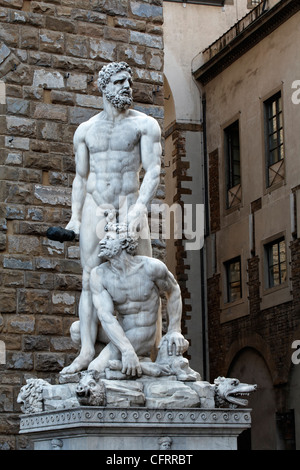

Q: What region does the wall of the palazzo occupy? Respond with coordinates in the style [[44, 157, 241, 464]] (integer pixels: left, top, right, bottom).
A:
[[0, 0, 164, 450]]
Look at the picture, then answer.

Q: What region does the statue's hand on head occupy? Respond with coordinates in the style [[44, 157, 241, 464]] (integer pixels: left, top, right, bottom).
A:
[[127, 203, 147, 235], [163, 331, 189, 357]]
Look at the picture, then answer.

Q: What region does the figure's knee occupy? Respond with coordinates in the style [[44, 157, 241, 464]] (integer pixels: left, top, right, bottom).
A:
[[70, 320, 81, 345]]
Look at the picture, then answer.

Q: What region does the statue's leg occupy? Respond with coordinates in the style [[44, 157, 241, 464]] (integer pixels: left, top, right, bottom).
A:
[[61, 197, 104, 374], [88, 342, 120, 373]]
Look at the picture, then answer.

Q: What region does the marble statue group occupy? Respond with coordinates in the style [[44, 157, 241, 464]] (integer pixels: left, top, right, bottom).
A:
[[18, 62, 256, 414]]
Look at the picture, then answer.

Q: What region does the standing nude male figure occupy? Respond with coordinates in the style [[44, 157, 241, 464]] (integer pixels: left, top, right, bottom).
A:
[[61, 62, 162, 374]]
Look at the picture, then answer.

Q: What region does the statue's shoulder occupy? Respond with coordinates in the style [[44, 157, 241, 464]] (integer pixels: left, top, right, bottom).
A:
[[73, 112, 105, 145], [129, 109, 161, 135], [139, 256, 166, 278], [90, 262, 108, 282]]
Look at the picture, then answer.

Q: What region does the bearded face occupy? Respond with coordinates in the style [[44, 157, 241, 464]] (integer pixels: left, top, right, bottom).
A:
[[102, 70, 133, 110], [98, 237, 123, 261], [105, 89, 133, 110]]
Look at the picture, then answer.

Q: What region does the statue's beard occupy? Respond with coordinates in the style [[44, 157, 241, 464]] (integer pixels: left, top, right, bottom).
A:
[[105, 90, 133, 110]]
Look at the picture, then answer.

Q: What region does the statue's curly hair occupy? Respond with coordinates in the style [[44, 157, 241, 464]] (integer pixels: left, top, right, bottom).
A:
[[97, 62, 132, 91], [121, 236, 138, 256]]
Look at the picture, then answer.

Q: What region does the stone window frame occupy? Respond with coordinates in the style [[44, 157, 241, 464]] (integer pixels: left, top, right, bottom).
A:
[[220, 249, 249, 324], [224, 255, 242, 304], [221, 113, 243, 215], [264, 236, 287, 289], [262, 232, 288, 292], [260, 231, 292, 310], [261, 86, 286, 193]]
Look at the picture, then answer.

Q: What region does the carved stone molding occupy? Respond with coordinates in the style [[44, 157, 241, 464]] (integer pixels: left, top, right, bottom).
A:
[[20, 406, 251, 434]]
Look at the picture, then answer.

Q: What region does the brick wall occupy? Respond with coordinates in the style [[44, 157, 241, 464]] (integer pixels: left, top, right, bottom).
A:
[[167, 127, 192, 353], [207, 248, 300, 394], [0, 0, 164, 450]]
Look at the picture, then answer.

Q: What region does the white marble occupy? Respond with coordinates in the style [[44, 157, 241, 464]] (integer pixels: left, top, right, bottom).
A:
[[19, 407, 253, 450], [61, 62, 162, 375]]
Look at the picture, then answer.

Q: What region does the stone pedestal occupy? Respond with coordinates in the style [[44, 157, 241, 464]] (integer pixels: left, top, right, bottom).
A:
[[19, 406, 251, 450]]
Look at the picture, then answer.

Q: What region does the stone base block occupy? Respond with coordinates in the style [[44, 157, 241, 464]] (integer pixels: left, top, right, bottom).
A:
[[20, 406, 252, 450]]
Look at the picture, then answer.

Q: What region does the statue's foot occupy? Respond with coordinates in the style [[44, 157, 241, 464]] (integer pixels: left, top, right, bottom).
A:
[[61, 354, 93, 375]]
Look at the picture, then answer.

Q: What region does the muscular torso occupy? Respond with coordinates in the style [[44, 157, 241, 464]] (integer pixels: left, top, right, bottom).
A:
[[100, 259, 160, 334], [84, 112, 143, 208]]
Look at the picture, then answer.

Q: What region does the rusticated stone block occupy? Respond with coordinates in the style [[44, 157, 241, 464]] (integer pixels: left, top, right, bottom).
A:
[[0, 291, 16, 313], [104, 26, 129, 43], [90, 0, 128, 17], [66, 73, 88, 91], [117, 44, 146, 67], [45, 16, 75, 33], [130, 31, 163, 49], [6, 352, 33, 370], [34, 103, 68, 122], [8, 235, 40, 256], [36, 121, 63, 142], [130, 1, 163, 20], [24, 152, 62, 171], [20, 26, 39, 50], [35, 352, 65, 371], [23, 335, 50, 352], [51, 291, 76, 314], [0, 181, 35, 205], [4, 136, 30, 151], [7, 315, 35, 334], [50, 90, 75, 105], [3, 256, 33, 271], [34, 184, 71, 206], [30, 1, 57, 15], [53, 273, 82, 291], [24, 272, 54, 290], [17, 289, 51, 314], [69, 107, 97, 125], [0, 23, 19, 46], [39, 29, 65, 54], [0, 232, 7, 251], [32, 69, 64, 89], [7, 98, 30, 116], [36, 316, 63, 335], [0, 43, 11, 65], [66, 34, 89, 58], [90, 38, 117, 61], [6, 117, 36, 138]]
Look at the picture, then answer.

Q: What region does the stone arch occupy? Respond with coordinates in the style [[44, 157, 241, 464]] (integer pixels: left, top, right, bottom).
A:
[[228, 346, 277, 450], [224, 332, 278, 383]]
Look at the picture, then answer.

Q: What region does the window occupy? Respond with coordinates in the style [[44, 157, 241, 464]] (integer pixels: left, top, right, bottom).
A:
[[264, 92, 284, 187], [224, 120, 241, 208], [265, 238, 286, 288], [225, 256, 242, 303]]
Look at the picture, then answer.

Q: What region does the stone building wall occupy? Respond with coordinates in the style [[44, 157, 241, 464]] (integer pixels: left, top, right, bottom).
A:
[[0, 0, 164, 450]]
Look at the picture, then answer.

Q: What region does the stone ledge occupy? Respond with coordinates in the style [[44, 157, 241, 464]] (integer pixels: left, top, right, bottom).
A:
[[20, 406, 252, 433]]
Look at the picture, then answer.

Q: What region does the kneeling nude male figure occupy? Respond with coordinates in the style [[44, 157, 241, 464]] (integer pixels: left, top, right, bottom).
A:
[[61, 62, 161, 374], [87, 232, 188, 377]]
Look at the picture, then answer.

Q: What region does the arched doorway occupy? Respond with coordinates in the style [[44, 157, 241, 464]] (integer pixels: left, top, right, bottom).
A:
[[228, 347, 277, 449], [288, 362, 300, 449]]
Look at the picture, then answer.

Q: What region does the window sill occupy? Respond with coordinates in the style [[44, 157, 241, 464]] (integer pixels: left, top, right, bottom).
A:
[[264, 178, 285, 195], [220, 298, 249, 324], [261, 282, 292, 310]]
